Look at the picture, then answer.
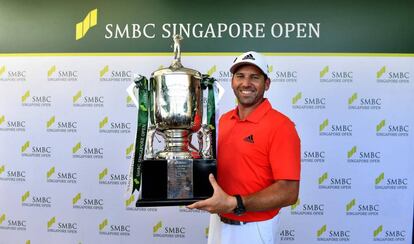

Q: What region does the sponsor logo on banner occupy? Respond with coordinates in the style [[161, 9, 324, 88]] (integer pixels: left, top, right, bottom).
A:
[[21, 90, 52, 107], [216, 67, 232, 83], [319, 66, 353, 83], [152, 221, 186, 239], [99, 218, 131, 236], [98, 168, 128, 185], [47, 65, 79, 81], [126, 95, 135, 108], [269, 65, 298, 83], [318, 172, 352, 190], [375, 120, 409, 137], [98, 117, 131, 134], [46, 167, 77, 184], [319, 119, 352, 136], [125, 143, 134, 160], [0, 213, 27, 231], [73, 90, 104, 108], [347, 93, 382, 110], [99, 65, 132, 82], [374, 172, 408, 190], [0, 114, 26, 132], [20, 140, 52, 158], [373, 225, 407, 242], [46, 116, 78, 133], [345, 198, 380, 216], [347, 146, 381, 163], [0, 65, 27, 81], [21, 191, 52, 208], [376, 66, 410, 83], [292, 92, 326, 109], [290, 198, 324, 216], [280, 229, 296, 241], [301, 150, 326, 163], [76, 9, 98, 40], [125, 195, 158, 212], [72, 193, 104, 210], [72, 142, 104, 159], [47, 216, 78, 234], [0, 165, 26, 182], [316, 224, 351, 242]]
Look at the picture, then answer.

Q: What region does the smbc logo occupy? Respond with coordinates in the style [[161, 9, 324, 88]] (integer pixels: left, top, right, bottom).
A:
[[76, 9, 98, 40]]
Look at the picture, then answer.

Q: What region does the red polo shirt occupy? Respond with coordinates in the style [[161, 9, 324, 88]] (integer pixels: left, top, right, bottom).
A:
[[218, 99, 301, 222]]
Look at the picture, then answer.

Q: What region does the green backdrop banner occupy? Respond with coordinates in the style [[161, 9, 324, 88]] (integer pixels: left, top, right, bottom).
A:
[[0, 0, 413, 53]]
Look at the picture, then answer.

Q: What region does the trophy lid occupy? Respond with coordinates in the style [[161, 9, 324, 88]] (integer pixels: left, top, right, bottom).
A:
[[152, 35, 201, 79]]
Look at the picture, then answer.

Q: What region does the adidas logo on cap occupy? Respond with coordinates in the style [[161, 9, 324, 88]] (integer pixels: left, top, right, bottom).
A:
[[242, 54, 255, 61], [230, 51, 268, 76]]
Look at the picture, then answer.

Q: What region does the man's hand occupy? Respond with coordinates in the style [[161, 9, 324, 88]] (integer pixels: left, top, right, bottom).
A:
[[186, 174, 236, 214]]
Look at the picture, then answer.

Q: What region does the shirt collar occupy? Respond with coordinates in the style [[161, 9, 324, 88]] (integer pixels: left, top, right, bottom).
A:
[[230, 98, 272, 123]]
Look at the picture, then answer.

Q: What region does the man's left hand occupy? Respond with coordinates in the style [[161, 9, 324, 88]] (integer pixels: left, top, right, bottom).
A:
[[186, 174, 236, 214]]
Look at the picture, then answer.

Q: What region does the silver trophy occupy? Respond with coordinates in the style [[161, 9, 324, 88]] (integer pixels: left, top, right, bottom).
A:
[[131, 35, 216, 206]]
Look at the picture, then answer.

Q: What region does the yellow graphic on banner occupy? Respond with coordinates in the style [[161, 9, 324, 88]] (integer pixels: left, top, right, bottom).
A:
[[125, 195, 135, 207], [126, 143, 134, 156], [73, 193, 81, 205], [346, 198, 356, 211], [377, 66, 386, 78], [99, 168, 108, 180], [207, 65, 217, 76], [99, 219, 108, 231], [73, 142, 81, 153], [47, 216, 56, 229], [347, 146, 357, 158], [47, 116, 55, 128], [76, 9, 98, 40], [0, 65, 6, 75], [0, 115, 5, 125], [153, 221, 162, 233], [0, 65, 5, 76], [375, 172, 385, 185], [47, 167, 55, 179], [73, 90, 82, 103], [318, 172, 328, 184], [374, 225, 383, 237], [292, 92, 302, 104], [348, 93, 358, 105], [268, 65, 273, 73], [0, 165, 4, 175], [21, 191, 30, 202], [320, 66, 329, 78], [317, 224, 327, 237], [99, 117, 108, 129], [21, 141, 30, 152], [0, 214, 5, 224], [319, 119, 329, 132], [22, 90, 30, 102], [100, 65, 109, 77], [48, 65, 56, 77], [26, 241, 30, 244], [376, 120, 385, 132]]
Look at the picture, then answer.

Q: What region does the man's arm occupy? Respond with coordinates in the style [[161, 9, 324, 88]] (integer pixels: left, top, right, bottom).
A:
[[187, 174, 299, 214]]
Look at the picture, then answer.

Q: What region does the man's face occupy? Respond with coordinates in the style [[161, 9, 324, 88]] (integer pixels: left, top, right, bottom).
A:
[[231, 64, 270, 109]]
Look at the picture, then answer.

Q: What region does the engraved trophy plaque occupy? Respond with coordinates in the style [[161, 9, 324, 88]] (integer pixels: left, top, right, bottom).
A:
[[129, 35, 217, 206]]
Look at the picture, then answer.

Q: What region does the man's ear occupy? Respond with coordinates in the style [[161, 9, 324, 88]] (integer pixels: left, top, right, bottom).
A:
[[265, 78, 270, 91]]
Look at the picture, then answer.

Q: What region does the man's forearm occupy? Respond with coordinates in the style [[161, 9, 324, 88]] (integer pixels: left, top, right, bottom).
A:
[[240, 180, 299, 212]]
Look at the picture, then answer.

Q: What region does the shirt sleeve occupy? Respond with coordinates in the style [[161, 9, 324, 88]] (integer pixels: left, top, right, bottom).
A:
[[269, 120, 301, 180]]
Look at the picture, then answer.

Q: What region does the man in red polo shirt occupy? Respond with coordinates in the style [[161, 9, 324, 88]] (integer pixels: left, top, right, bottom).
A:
[[188, 51, 300, 244]]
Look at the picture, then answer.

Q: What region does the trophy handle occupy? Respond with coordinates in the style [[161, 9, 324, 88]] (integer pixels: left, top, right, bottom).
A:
[[199, 125, 213, 159], [144, 126, 156, 159]]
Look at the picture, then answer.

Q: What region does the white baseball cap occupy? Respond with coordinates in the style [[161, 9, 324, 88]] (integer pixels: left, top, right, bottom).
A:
[[230, 51, 268, 76]]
